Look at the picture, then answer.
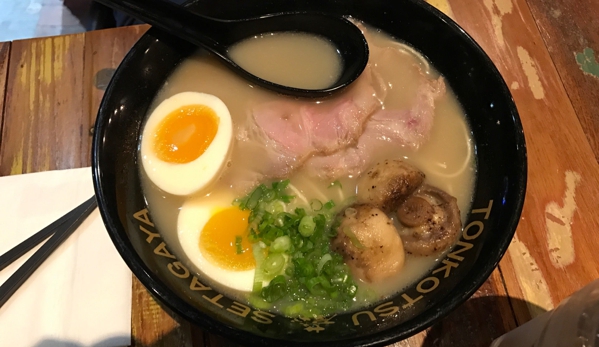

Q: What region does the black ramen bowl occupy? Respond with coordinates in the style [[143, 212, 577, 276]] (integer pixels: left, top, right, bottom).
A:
[[92, 0, 526, 345]]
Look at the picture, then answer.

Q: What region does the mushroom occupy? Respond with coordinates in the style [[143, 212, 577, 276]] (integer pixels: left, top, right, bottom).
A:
[[396, 184, 461, 256], [332, 204, 405, 283], [356, 159, 425, 213]]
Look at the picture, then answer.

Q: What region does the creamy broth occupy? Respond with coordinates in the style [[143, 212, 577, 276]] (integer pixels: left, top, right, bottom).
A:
[[140, 24, 475, 308], [228, 32, 342, 90]]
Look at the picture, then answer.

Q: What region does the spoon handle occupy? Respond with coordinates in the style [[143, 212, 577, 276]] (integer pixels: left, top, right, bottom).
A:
[[96, 0, 229, 57]]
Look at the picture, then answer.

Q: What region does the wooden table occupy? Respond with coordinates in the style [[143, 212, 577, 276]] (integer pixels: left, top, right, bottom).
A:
[[1, 0, 598, 345]]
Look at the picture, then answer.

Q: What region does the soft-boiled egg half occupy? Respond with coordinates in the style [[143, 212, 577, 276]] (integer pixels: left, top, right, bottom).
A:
[[141, 92, 232, 196], [178, 191, 255, 291]]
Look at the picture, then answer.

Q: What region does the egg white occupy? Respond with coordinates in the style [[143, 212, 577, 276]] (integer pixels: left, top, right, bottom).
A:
[[178, 191, 255, 292], [141, 92, 232, 196]]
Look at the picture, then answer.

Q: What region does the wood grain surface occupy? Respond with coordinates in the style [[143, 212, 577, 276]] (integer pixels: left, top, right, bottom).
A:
[[0, 34, 88, 175], [526, 0, 599, 160], [0, 42, 10, 151]]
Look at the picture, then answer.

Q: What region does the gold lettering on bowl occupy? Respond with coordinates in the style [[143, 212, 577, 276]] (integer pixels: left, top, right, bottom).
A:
[[447, 240, 474, 262], [374, 302, 399, 316], [352, 311, 376, 326], [202, 293, 224, 308], [133, 208, 155, 227], [251, 311, 275, 324], [227, 302, 251, 317], [190, 276, 212, 291], [432, 259, 460, 278], [472, 200, 493, 219], [167, 261, 190, 278], [154, 242, 177, 259], [463, 221, 484, 240], [416, 277, 440, 293], [139, 225, 160, 243], [293, 315, 336, 333], [401, 293, 423, 309]]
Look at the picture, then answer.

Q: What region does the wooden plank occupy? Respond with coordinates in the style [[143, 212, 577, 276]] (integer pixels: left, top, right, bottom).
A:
[[0, 34, 87, 176], [447, 0, 599, 324], [0, 42, 10, 152], [130, 279, 194, 347], [83, 24, 149, 164], [525, 0, 599, 161]]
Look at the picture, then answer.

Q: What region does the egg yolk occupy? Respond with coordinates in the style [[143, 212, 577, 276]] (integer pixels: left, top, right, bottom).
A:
[[154, 104, 219, 164], [199, 207, 255, 271]]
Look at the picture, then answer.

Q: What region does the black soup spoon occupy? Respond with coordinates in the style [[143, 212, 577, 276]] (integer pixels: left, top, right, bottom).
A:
[[95, 0, 369, 98]]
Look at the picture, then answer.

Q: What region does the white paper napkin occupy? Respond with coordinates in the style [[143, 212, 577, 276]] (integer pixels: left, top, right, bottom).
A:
[[0, 168, 132, 347]]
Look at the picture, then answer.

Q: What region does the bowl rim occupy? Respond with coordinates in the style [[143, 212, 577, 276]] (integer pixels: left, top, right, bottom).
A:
[[92, 1, 527, 345]]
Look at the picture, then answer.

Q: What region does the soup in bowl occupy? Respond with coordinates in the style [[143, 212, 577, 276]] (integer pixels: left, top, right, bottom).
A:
[[92, 0, 526, 345]]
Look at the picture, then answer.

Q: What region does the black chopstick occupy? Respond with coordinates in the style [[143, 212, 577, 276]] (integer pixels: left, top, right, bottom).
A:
[[0, 197, 95, 271], [0, 196, 97, 309]]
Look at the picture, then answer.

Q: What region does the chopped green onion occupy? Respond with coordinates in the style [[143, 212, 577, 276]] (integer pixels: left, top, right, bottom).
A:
[[293, 257, 315, 277], [344, 207, 357, 218], [264, 253, 286, 275], [252, 244, 267, 292], [261, 275, 287, 302], [235, 236, 243, 254], [294, 207, 306, 218], [299, 216, 315, 237], [235, 180, 358, 317], [318, 275, 332, 289], [317, 254, 332, 274], [266, 200, 286, 214], [272, 180, 290, 193], [246, 185, 265, 209], [263, 189, 276, 202], [330, 274, 348, 284], [306, 277, 321, 292], [343, 226, 365, 249], [323, 200, 336, 210], [271, 235, 291, 253], [310, 199, 323, 211]]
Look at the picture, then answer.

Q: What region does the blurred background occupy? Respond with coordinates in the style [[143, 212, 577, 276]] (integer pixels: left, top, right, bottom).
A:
[[0, 0, 84, 41], [0, 0, 163, 42]]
